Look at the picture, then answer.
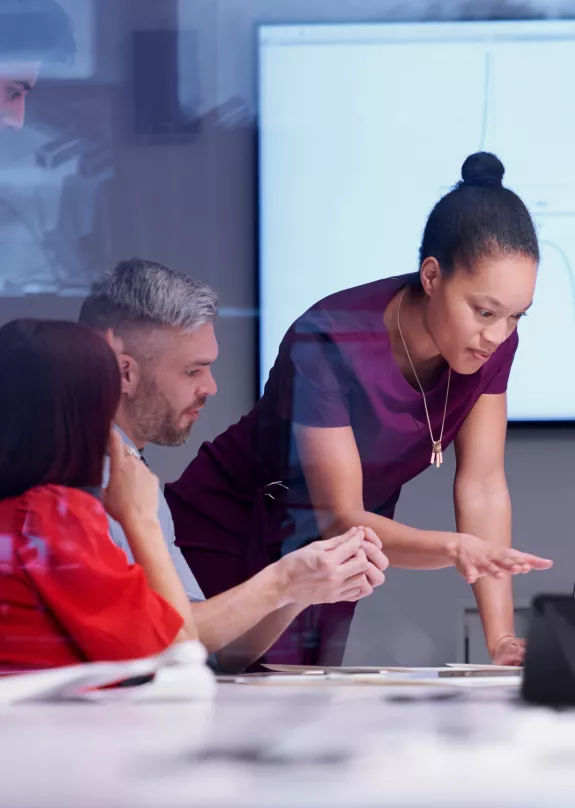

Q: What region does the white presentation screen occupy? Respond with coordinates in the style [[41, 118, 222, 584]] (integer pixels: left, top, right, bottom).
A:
[[259, 20, 575, 421]]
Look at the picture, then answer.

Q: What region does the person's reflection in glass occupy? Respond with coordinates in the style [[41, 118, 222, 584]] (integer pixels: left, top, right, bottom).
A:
[[0, 0, 75, 131], [0, 0, 76, 296]]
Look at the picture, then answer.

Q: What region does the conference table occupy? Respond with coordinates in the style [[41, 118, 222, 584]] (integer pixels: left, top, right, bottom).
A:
[[1, 675, 575, 808]]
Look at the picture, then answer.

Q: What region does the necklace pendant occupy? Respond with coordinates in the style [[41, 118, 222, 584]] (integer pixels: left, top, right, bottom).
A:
[[430, 441, 443, 468], [397, 289, 451, 474]]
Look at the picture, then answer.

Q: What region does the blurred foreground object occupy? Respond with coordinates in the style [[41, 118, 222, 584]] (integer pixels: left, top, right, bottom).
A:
[[0, 641, 215, 704]]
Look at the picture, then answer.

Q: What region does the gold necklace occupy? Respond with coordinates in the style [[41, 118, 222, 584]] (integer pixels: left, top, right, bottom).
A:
[[396, 286, 452, 468]]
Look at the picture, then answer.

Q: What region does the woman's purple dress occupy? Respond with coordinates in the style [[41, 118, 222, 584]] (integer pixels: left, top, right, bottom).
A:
[[165, 275, 517, 665]]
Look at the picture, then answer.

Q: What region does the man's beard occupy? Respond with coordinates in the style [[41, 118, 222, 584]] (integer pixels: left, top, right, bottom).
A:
[[124, 376, 196, 448]]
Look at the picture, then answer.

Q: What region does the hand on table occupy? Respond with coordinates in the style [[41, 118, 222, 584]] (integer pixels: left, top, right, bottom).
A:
[[277, 526, 389, 607], [491, 635, 526, 666], [447, 533, 553, 585]]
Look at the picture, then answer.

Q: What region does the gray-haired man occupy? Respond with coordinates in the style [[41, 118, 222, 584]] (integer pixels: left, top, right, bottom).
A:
[[79, 258, 387, 672]]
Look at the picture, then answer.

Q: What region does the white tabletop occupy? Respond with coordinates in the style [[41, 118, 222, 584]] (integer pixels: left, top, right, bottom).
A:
[[1, 680, 575, 808]]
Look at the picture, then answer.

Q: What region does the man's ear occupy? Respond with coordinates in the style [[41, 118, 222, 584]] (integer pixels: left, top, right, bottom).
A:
[[103, 330, 140, 395], [117, 352, 141, 396]]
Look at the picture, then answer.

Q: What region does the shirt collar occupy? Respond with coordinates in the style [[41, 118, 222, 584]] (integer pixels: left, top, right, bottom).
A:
[[113, 424, 150, 466], [113, 424, 138, 453]]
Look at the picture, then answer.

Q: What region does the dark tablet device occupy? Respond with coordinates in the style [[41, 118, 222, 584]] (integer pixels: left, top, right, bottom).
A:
[[522, 594, 575, 707]]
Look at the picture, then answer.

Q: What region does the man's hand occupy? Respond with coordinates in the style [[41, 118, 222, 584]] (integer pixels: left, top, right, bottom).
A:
[[491, 635, 525, 666], [447, 533, 553, 584], [275, 527, 388, 607], [360, 526, 390, 586]]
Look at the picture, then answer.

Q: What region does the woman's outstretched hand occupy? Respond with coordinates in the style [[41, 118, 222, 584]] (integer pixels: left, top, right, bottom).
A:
[[448, 533, 553, 584]]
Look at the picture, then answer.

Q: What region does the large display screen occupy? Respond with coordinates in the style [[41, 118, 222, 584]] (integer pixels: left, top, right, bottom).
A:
[[259, 20, 575, 421]]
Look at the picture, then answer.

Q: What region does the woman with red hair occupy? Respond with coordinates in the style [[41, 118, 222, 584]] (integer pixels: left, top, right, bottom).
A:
[[0, 319, 198, 671]]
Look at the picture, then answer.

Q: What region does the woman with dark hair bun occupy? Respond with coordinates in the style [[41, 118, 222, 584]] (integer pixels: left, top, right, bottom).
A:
[[0, 319, 198, 671], [167, 152, 553, 668]]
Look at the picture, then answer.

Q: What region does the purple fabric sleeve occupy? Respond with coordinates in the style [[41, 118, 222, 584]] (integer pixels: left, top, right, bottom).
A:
[[276, 320, 352, 428]]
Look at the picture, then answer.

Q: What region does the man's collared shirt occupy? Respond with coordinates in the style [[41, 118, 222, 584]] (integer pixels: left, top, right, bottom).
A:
[[103, 428, 205, 603]]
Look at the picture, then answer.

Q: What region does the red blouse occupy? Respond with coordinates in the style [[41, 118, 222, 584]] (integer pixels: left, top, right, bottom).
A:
[[0, 485, 183, 670]]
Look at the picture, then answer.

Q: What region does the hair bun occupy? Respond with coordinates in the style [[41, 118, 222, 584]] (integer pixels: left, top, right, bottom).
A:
[[460, 152, 505, 188]]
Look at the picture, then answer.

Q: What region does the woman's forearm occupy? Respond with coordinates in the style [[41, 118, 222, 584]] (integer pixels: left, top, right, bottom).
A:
[[455, 474, 515, 651], [296, 424, 456, 569], [328, 510, 455, 569], [471, 577, 515, 654], [120, 514, 198, 641]]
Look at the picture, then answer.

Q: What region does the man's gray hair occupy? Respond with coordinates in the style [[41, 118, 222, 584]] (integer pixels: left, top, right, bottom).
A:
[[79, 257, 219, 335]]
